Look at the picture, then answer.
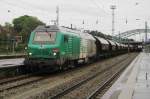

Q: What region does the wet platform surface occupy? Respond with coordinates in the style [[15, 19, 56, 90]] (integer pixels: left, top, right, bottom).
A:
[[102, 52, 150, 99], [0, 58, 24, 68]]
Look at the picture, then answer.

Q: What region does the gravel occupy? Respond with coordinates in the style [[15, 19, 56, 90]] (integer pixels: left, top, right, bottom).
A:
[[0, 53, 135, 99]]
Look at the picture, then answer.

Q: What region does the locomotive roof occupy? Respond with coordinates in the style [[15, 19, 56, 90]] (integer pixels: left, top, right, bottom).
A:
[[33, 25, 95, 40], [33, 25, 59, 32], [34, 25, 82, 33]]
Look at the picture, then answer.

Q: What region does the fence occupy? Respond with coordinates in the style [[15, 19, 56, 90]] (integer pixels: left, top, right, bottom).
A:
[[0, 39, 25, 54]]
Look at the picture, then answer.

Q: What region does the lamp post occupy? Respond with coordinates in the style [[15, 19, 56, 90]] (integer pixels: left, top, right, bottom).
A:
[[135, 19, 149, 52], [110, 5, 116, 40], [136, 19, 148, 43], [7, 10, 11, 54]]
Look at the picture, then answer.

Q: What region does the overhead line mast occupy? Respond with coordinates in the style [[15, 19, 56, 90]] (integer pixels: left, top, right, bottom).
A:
[[56, 6, 59, 26]]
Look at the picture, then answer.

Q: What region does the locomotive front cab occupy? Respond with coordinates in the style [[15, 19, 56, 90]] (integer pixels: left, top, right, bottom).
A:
[[27, 26, 61, 61]]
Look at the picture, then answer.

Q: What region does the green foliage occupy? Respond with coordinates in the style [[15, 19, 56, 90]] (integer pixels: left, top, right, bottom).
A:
[[13, 15, 45, 43], [0, 22, 14, 39], [14, 43, 26, 52], [0, 15, 45, 54]]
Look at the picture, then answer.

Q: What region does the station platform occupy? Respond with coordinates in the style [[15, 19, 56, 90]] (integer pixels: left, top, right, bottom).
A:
[[102, 52, 150, 99], [0, 53, 25, 59], [0, 58, 24, 68]]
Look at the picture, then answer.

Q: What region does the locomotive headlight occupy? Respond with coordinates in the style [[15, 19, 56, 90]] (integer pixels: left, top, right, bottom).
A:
[[29, 52, 32, 55], [53, 52, 57, 56], [25, 47, 27, 50]]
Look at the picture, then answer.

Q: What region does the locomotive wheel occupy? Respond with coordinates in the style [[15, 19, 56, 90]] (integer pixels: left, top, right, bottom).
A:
[[68, 61, 75, 68], [58, 62, 68, 71]]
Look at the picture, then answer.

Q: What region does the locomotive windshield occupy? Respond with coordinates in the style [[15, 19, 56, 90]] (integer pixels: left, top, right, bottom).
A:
[[33, 32, 56, 43]]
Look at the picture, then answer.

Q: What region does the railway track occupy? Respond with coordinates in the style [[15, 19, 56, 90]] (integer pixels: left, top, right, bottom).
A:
[[0, 74, 35, 85], [0, 68, 57, 97], [0, 76, 46, 92], [86, 57, 133, 99], [49, 54, 137, 99], [0, 55, 121, 93], [0, 53, 137, 99]]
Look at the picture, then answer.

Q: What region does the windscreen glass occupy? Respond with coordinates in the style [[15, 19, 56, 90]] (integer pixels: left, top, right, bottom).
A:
[[33, 32, 56, 43]]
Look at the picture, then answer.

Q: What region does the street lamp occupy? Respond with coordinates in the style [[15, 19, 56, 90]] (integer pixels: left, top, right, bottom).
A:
[[136, 19, 148, 43], [110, 5, 116, 40], [7, 10, 15, 54]]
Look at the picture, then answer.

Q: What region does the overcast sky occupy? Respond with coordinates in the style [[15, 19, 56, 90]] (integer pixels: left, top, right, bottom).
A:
[[0, 0, 150, 39]]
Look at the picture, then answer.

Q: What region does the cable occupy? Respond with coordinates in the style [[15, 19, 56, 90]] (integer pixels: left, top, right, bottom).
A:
[[89, 0, 110, 15]]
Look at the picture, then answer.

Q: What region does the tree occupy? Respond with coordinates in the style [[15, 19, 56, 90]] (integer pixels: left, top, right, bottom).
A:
[[13, 15, 45, 43], [0, 24, 2, 34], [0, 22, 14, 39], [3, 22, 14, 33]]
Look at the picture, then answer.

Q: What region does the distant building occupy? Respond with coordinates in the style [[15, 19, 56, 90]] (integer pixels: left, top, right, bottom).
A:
[[0, 26, 2, 34]]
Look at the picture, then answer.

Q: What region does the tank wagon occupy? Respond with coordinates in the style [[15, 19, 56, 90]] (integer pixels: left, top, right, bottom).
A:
[[24, 25, 130, 70]]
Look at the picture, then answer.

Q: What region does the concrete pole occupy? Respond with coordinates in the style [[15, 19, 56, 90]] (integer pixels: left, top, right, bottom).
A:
[[145, 21, 148, 43], [110, 5, 116, 40]]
